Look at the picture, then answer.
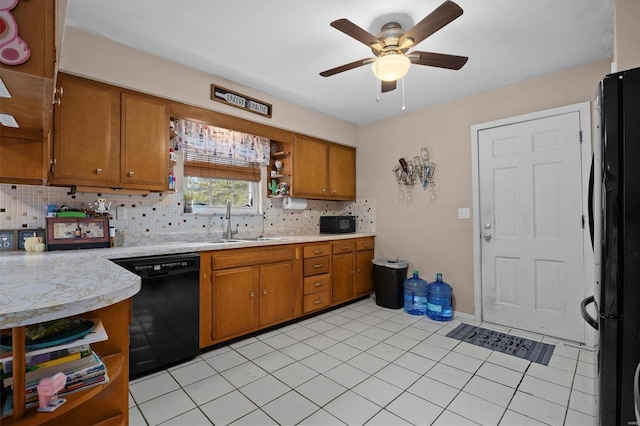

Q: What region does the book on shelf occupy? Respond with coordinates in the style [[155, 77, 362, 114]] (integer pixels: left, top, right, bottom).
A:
[[1, 343, 91, 377], [0, 318, 108, 365], [4, 350, 102, 388], [21, 351, 107, 403], [3, 370, 110, 418]]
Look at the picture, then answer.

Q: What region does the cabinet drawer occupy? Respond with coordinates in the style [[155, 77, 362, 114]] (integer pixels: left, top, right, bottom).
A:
[[356, 238, 374, 251], [303, 256, 330, 276], [332, 241, 355, 254], [303, 290, 331, 313], [303, 244, 331, 258], [303, 274, 331, 294], [211, 246, 293, 269]]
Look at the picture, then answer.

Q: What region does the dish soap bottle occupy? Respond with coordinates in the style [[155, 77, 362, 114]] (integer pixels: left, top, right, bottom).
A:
[[404, 270, 428, 316], [426, 273, 453, 321]]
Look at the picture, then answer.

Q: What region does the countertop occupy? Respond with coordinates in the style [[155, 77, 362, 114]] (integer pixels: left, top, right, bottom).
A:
[[0, 233, 375, 329]]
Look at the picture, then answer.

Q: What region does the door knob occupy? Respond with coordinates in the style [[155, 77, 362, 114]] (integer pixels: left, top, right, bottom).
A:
[[483, 233, 492, 242], [483, 223, 492, 230]]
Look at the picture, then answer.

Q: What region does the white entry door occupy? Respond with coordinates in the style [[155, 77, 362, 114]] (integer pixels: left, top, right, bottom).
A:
[[477, 110, 586, 342]]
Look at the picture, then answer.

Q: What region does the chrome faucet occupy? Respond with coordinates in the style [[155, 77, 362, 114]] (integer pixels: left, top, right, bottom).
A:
[[225, 200, 238, 240]]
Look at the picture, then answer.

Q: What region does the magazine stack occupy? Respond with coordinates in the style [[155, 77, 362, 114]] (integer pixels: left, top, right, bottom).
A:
[[0, 318, 109, 417]]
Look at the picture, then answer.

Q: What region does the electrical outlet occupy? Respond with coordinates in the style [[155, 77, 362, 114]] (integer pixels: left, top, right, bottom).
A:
[[458, 208, 470, 219], [116, 206, 126, 220]]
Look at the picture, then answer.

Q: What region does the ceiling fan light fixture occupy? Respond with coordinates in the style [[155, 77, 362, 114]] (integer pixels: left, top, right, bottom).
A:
[[372, 54, 411, 82]]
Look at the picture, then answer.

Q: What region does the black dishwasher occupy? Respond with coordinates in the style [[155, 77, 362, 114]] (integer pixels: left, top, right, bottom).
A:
[[112, 253, 200, 379]]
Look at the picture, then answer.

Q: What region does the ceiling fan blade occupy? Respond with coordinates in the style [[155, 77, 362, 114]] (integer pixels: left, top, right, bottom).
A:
[[399, 0, 463, 48], [381, 80, 396, 93], [409, 51, 468, 70], [330, 19, 384, 51], [320, 58, 375, 77]]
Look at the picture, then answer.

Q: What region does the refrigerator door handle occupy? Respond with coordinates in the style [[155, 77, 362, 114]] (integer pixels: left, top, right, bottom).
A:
[[635, 361, 640, 425], [580, 295, 599, 330]]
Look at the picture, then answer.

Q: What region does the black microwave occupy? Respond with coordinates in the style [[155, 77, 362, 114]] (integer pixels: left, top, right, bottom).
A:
[[320, 215, 356, 234]]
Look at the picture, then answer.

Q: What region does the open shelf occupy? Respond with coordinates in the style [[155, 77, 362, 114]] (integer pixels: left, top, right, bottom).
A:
[[271, 151, 290, 158], [2, 353, 124, 426]]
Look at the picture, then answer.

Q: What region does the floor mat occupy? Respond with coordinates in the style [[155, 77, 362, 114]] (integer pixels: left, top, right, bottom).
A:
[[446, 323, 555, 365]]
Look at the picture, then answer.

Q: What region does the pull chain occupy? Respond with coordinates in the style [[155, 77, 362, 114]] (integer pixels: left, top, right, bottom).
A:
[[375, 63, 380, 102], [401, 77, 406, 111]]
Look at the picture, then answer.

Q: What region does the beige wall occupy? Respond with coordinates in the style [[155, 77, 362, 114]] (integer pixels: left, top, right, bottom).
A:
[[357, 59, 610, 314], [614, 0, 640, 71], [59, 27, 359, 147]]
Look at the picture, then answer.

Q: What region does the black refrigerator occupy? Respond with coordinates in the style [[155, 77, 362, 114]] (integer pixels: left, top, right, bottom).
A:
[[583, 66, 640, 426]]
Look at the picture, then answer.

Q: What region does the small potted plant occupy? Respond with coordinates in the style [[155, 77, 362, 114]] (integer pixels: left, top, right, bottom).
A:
[[183, 190, 194, 213]]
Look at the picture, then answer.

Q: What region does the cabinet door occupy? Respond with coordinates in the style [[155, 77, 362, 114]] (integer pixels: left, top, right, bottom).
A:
[[328, 144, 356, 200], [0, 136, 45, 184], [332, 252, 354, 303], [355, 249, 374, 295], [212, 266, 259, 340], [292, 135, 327, 198], [260, 261, 294, 326], [121, 93, 169, 190], [52, 75, 120, 185]]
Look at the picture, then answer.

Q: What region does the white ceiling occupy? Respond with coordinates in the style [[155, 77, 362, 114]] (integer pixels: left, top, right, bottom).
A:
[[65, 0, 613, 125]]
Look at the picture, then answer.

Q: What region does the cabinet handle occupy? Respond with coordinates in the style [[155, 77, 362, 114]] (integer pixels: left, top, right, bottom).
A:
[[128, 171, 135, 177], [332, 189, 336, 193], [314, 282, 323, 287], [313, 264, 324, 269], [313, 250, 323, 254], [351, 270, 354, 274], [50, 158, 56, 174], [249, 291, 255, 298], [362, 243, 371, 248], [340, 246, 349, 251], [262, 289, 267, 295], [203, 272, 207, 278], [96, 168, 103, 174], [357, 269, 361, 273], [322, 188, 326, 193], [314, 299, 323, 305]]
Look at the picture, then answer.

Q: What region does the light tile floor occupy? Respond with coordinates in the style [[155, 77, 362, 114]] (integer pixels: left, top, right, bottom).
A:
[[128, 298, 598, 425]]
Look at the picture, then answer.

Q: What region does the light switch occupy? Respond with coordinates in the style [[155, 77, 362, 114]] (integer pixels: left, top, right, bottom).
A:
[[458, 208, 470, 219], [116, 206, 126, 220]]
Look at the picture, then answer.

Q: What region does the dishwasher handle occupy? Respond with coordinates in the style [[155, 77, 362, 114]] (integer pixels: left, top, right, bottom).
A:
[[137, 264, 199, 279]]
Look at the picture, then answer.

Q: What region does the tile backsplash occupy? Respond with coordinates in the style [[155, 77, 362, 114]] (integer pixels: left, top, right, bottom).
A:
[[0, 184, 375, 247]]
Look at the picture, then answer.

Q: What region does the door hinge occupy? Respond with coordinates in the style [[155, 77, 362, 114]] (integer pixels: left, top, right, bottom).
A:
[[582, 215, 585, 228], [579, 130, 583, 144]]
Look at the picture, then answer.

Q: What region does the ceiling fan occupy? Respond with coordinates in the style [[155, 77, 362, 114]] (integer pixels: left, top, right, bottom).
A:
[[319, 0, 468, 93]]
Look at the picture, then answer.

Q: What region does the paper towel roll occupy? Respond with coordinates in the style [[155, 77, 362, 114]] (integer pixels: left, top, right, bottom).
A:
[[283, 197, 307, 210]]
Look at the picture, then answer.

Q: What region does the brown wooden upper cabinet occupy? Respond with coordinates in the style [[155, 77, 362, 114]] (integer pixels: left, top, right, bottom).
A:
[[291, 134, 356, 201], [50, 74, 169, 191]]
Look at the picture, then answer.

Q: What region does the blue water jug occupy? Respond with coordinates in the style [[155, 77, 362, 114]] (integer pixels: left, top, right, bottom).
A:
[[404, 270, 428, 315], [426, 273, 453, 321]]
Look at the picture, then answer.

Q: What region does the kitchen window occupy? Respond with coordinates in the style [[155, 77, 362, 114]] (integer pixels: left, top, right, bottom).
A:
[[185, 176, 258, 213], [174, 118, 270, 215]]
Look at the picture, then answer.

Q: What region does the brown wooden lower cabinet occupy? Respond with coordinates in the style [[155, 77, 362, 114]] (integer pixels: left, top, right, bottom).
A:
[[199, 237, 374, 349], [200, 245, 300, 347], [332, 237, 375, 304]]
